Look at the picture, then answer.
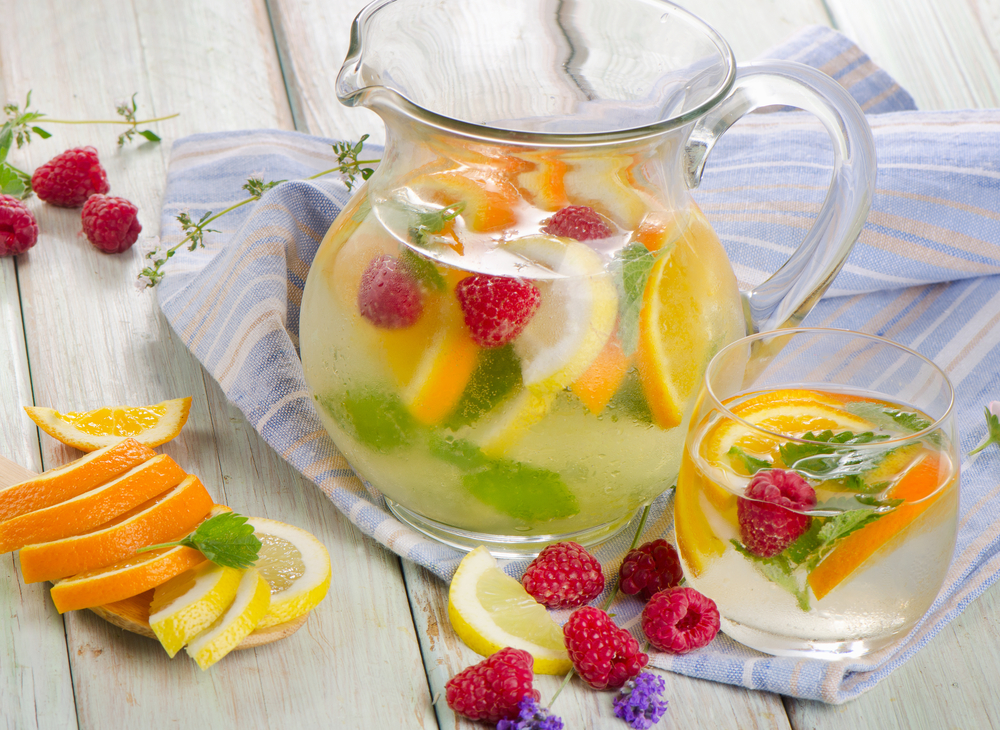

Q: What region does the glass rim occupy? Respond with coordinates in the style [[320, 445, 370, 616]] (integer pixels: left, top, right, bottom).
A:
[[337, 0, 738, 147], [703, 327, 956, 449]]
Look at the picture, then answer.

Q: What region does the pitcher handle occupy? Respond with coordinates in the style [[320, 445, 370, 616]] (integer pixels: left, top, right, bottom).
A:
[[685, 60, 876, 334]]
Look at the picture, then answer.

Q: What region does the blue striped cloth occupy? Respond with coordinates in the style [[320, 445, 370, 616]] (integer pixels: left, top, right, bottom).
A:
[[156, 26, 1000, 704]]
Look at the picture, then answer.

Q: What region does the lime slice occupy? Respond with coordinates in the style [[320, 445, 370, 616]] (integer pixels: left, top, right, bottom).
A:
[[448, 546, 571, 675], [149, 562, 243, 658], [185, 568, 271, 670]]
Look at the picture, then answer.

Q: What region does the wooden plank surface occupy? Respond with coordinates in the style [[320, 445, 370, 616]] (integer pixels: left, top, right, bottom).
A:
[[2, 0, 1000, 728]]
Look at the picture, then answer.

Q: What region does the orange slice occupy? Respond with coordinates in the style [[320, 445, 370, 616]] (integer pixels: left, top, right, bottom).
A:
[[25, 397, 192, 451], [705, 395, 874, 471], [411, 168, 519, 233], [562, 153, 649, 229], [808, 453, 951, 600], [514, 151, 569, 211], [0, 438, 155, 522], [95, 589, 155, 628], [49, 543, 208, 614], [0, 454, 186, 553], [19, 476, 215, 584], [378, 271, 480, 425], [569, 331, 631, 414]]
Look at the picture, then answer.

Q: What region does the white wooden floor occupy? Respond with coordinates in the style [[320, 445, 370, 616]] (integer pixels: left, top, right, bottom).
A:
[[1, 1, 998, 728]]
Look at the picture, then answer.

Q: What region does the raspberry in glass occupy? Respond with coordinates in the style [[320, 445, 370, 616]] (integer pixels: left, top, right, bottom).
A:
[[541, 205, 612, 241], [455, 273, 541, 348], [357, 254, 424, 328], [737, 468, 816, 558]]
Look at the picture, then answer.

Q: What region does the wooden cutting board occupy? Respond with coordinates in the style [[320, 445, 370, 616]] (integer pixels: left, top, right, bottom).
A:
[[0, 453, 307, 649]]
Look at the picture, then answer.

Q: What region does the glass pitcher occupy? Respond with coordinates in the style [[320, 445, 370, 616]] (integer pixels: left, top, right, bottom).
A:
[[299, 0, 876, 555]]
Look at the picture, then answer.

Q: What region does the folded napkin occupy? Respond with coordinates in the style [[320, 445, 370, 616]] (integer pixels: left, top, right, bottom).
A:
[[156, 26, 1000, 704]]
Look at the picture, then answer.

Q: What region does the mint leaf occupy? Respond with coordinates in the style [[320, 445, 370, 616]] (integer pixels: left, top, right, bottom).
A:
[[429, 435, 490, 470], [727, 446, 771, 475], [399, 247, 446, 292], [613, 241, 672, 356], [318, 389, 417, 453], [780, 430, 891, 478], [137, 512, 261, 569], [732, 540, 810, 611], [464, 460, 578, 522], [969, 406, 1000, 455], [0, 163, 30, 198], [444, 346, 522, 428], [605, 372, 654, 425], [408, 202, 465, 247]]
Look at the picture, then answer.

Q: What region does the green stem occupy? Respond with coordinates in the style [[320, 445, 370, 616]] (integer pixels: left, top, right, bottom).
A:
[[40, 113, 180, 125], [549, 503, 653, 708]]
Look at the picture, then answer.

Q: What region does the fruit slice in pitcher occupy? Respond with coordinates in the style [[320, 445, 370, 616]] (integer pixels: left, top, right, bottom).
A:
[[410, 168, 519, 233], [562, 154, 649, 230]]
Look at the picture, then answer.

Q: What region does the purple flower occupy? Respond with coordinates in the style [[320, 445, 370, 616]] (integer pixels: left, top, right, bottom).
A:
[[612, 672, 669, 729], [496, 696, 564, 730]]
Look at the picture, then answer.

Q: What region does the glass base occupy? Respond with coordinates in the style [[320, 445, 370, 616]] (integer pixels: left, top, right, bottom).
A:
[[721, 617, 904, 660], [385, 498, 642, 558]]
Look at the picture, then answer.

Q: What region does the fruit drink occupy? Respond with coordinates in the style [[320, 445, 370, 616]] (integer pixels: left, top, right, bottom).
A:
[[675, 387, 958, 657], [299, 146, 746, 550]]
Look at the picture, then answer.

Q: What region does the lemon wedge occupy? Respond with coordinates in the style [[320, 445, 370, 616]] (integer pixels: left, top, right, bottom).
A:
[[185, 568, 271, 670], [24, 397, 192, 452], [448, 546, 571, 675], [148, 562, 243, 658], [246, 517, 332, 629]]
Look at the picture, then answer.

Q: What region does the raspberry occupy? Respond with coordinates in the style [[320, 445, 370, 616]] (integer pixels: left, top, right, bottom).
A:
[[0, 195, 39, 256], [563, 606, 648, 690], [31, 146, 110, 208], [521, 541, 605, 609], [618, 539, 683, 601], [445, 647, 539, 724], [541, 206, 611, 241], [737, 468, 816, 558], [455, 274, 541, 348], [641, 586, 720, 654], [81, 194, 142, 254], [357, 254, 424, 328]]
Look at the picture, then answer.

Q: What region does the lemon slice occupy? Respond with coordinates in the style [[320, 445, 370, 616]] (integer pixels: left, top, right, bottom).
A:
[[246, 517, 332, 629], [24, 397, 192, 452], [148, 562, 243, 658], [448, 546, 571, 675], [185, 568, 271, 670]]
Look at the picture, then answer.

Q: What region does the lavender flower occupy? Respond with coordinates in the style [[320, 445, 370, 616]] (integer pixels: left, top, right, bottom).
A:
[[612, 672, 668, 729], [969, 401, 1000, 455], [496, 696, 563, 730]]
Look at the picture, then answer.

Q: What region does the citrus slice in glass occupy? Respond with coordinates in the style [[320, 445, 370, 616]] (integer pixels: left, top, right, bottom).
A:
[[24, 397, 192, 452], [185, 567, 271, 670], [148, 562, 244, 658], [245, 516, 332, 629], [447, 545, 571, 675]]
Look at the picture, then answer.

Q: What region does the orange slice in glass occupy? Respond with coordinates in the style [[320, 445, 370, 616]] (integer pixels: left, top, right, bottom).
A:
[[24, 397, 192, 452], [807, 453, 951, 600]]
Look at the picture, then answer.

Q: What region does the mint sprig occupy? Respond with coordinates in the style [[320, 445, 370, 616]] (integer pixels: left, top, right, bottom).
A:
[[137, 511, 261, 569], [612, 241, 673, 356], [969, 404, 1000, 456], [779, 429, 891, 479], [407, 202, 465, 247], [727, 445, 771, 475]]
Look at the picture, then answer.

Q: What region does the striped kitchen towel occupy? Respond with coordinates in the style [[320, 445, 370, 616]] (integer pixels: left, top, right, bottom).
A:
[[155, 25, 1000, 704]]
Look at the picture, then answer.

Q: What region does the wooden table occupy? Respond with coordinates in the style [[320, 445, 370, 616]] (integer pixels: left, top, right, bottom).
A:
[[2, 1, 998, 728]]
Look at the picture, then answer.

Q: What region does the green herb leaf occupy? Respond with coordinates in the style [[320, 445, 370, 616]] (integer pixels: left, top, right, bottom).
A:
[[0, 163, 30, 198], [318, 388, 417, 454], [779, 429, 890, 478], [731, 540, 810, 611], [136, 512, 261, 569], [443, 346, 521, 428], [407, 202, 465, 247], [727, 446, 771, 475], [31, 126, 52, 140], [613, 241, 672, 357], [399, 247, 446, 291], [969, 406, 1000, 455]]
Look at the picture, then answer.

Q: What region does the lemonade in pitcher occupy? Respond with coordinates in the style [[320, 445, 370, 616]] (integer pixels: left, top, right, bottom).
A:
[[300, 157, 746, 549]]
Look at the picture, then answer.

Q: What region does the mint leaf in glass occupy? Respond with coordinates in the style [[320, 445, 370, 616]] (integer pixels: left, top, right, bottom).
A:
[[727, 446, 771, 475], [317, 389, 417, 453], [612, 241, 673, 356]]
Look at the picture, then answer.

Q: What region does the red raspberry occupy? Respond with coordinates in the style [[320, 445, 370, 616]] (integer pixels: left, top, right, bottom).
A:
[[618, 539, 683, 601], [641, 586, 720, 654], [455, 274, 541, 348], [31, 146, 110, 208], [521, 541, 605, 609], [0, 195, 39, 256], [541, 205, 611, 241], [563, 606, 648, 690], [357, 254, 424, 328], [738, 469, 816, 557], [81, 194, 142, 254], [444, 647, 539, 723]]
